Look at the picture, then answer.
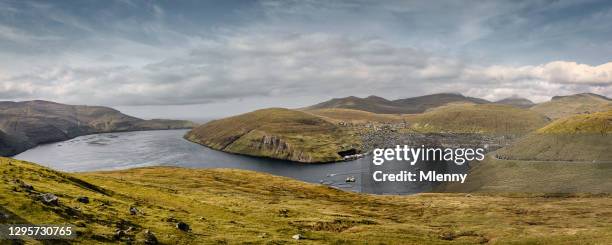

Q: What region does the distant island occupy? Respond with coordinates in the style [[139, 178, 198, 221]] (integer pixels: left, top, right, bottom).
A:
[[0, 100, 196, 156]]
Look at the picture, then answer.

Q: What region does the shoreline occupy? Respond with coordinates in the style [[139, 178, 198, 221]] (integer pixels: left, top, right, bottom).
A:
[[3, 127, 195, 158]]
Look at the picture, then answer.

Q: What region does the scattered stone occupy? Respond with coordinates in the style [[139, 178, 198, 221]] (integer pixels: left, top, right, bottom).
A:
[[292, 234, 303, 240], [77, 196, 89, 204], [199, 216, 206, 221], [74, 221, 86, 227], [278, 208, 289, 217], [142, 230, 158, 245], [176, 221, 190, 232], [125, 226, 135, 233], [465, 194, 472, 198], [129, 207, 139, 215], [0, 212, 9, 221], [439, 231, 455, 240], [162, 216, 178, 222], [39, 193, 59, 206], [19, 182, 34, 191], [114, 229, 126, 240], [258, 233, 268, 238]]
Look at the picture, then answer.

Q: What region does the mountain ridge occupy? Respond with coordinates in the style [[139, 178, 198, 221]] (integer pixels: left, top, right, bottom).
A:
[[305, 93, 491, 114], [0, 100, 197, 156]]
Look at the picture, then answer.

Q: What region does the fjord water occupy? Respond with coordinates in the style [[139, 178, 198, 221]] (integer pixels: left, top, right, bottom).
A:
[[13, 129, 467, 194]]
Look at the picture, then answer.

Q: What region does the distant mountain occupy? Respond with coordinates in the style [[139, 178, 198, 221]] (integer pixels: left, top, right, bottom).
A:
[[531, 93, 612, 120], [393, 93, 489, 112], [305, 93, 490, 114], [0, 100, 197, 156], [305, 95, 411, 114], [494, 97, 534, 108]]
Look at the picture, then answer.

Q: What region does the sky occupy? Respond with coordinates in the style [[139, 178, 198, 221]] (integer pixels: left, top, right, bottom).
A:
[[1, 0, 611, 119]]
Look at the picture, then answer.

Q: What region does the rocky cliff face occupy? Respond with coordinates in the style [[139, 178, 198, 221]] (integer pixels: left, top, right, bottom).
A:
[[0, 100, 197, 156], [238, 134, 314, 162]]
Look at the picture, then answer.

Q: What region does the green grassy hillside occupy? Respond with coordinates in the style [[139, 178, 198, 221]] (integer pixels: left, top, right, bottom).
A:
[[4, 157, 612, 244], [304, 95, 413, 114], [494, 97, 534, 108], [440, 156, 612, 193], [407, 103, 549, 135], [305, 93, 490, 114], [537, 110, 612, 134], [305, 108, 405, 123], [185, 108, 360, 162], [496, 110, 612, 162], [442, 110, 612, 193], [530, 93, 612, 120]]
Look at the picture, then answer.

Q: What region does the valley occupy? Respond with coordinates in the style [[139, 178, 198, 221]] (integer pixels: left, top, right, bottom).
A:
[[2, 92, 611, 244]]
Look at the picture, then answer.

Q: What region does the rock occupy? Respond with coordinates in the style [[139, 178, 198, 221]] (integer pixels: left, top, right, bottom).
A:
[[292, 234, 303, 240], [19, 182, 34, 191], [0, 211, 9, 221], [465, 194, 472, 198], [278, 208, 289, 217], [162, 216, 177, 222], [77, 196, 89, 204], [114, 229, 126, 240], [129, 207, 139, 215], [142, 230, 158, 245], [176, 221, 190, 232], [39, 193, 59, 206]]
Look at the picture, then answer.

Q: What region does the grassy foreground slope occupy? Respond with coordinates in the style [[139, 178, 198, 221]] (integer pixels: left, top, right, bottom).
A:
[[185, 108, 360, 163], [496, 110, 612, 162], [4, 158, 612, 244], [406, 104, 549, 135], [530, 93, 612, 120]]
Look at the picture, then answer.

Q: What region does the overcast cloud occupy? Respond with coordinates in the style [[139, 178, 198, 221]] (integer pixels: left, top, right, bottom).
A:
[[0, 0, 611, 118]]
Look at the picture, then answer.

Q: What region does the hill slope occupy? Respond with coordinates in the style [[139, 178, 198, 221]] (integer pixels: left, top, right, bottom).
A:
[[494, 97, 535, 108], [305, 108, 405, 123], [185, 108, 360, 163], [306, 93, 490, 114], [440, 156, 612, 193], [407, 104, 549, 135], [442, 110, 612, 193], [531, 93, 612, 120], [4, 157, 612, 244], [393, 93, 489, 113], [305, 95, 412, 114], [0, 100, 196, 156], [496, 110, 612, 162]]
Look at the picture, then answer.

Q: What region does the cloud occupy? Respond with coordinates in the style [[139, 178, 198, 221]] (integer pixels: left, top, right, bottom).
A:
[[1, 32, 610, 106], [467, 61, 612, 85]]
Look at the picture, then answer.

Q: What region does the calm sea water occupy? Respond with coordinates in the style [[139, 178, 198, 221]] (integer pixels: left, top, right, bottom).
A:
[[13, 129, 467, 194]]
